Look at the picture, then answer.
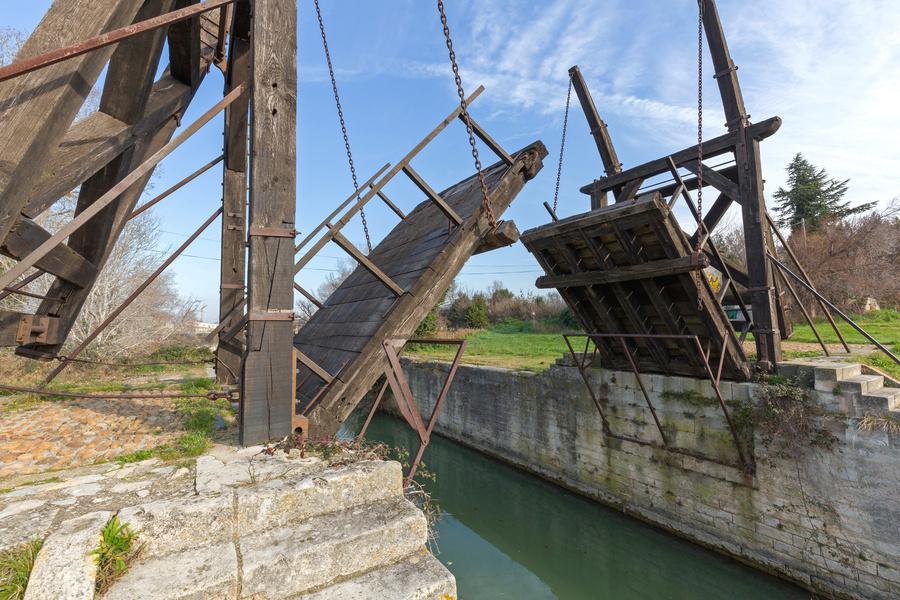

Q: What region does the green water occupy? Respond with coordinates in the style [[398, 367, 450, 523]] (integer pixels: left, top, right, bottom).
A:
[[354, 413, 815, 600]]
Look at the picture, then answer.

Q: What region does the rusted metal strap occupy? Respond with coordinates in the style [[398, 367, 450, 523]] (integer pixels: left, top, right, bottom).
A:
[[0, 0, 239, 84], [220, 284, 245, 290], [247, 227, 299, 237], [247, 311, 295, 321]]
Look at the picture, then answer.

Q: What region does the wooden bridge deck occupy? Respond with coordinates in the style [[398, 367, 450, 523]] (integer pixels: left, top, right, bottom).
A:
[[295, 141, 547, 437], [521, 192, 752, 381]]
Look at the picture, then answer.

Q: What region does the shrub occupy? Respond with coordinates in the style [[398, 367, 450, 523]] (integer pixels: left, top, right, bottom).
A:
[[465, 296, 489, 329]]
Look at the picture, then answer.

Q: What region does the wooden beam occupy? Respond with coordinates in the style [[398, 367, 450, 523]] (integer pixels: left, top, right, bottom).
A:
[[21, 75, 195, 219], [580, 117, 780, 195], [0, 219, 98, 288], [681, 160, 740, 202], [535, 254, 710, 289], [168, 0, 203, 90], [401, 164, 463, 225], [241, 0, 298, 445], [295, 348, 333, 384], [474, 219, 519, 255], [217, 0, 251, 385], [701, 0, 748, 130], [0, 0, 144, 245], [568, 66, 621, 176], [459, 114, 513, 167], [330, 229, 403, 297]]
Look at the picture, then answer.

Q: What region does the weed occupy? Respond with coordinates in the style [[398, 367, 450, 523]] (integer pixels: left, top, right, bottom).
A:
[[753, 377, 839, 461], [856, 412, 900, 435], [90, 516, 141, 596], [174, 459, 196, 470], [0, 536, 43, 600], [115, 450, 153, 464]]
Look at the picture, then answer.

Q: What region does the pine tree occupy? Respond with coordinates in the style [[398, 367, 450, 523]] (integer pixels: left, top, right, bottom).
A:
[[772, 153, 876, 232]]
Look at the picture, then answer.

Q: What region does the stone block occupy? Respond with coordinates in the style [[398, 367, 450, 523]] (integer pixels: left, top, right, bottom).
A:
[[300, 550, 456, 600], [24, 510, 112, 600], [236, 460, 401, 535], [116, 494, 233, 558], [104, 541, 238, 600], [240, 497, 425, 598]]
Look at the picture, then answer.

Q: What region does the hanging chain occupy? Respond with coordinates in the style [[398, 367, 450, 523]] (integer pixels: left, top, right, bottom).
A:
[[315, 0, 371, 252], [553, 73, 573, 214], [437, 0, 496, 229], [695, 0, 705, 311]]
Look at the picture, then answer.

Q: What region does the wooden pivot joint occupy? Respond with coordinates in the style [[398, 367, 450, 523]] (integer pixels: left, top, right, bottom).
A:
[[474, 220, 520, 255]]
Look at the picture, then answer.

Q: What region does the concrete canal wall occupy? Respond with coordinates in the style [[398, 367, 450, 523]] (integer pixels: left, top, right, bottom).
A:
[[381, 357, 900, 600]]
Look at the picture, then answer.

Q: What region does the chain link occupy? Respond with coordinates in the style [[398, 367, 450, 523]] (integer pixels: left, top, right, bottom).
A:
[[315, 0, 371, 252], [553, 73, 573, 215], [696, 0, 705, 311], [437, 0, 496, 229]]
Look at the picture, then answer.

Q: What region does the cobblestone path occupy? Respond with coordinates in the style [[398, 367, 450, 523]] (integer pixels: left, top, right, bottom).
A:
[[0, 393, 185, 479]]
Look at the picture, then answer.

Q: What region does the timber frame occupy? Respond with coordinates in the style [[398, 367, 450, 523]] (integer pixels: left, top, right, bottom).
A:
[[0, 0, 544, 444], [529, 0, 797, 374]]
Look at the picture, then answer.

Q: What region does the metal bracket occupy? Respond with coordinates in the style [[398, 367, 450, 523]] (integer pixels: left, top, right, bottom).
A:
[[247, 311, 295, 321], [220, 284, 245, 290], [16, 315, 49, 344], [247, 227, 299, 237], [357, 338, 467, 487]]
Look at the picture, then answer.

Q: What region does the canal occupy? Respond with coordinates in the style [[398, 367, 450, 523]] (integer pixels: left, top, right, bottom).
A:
[[350, 412, 814, 600]]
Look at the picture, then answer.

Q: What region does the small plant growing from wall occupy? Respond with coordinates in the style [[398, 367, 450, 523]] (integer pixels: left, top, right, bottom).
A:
[[0, 536, 44, 600], [90, 517, 142, 596], [752, 376, 838, 462]]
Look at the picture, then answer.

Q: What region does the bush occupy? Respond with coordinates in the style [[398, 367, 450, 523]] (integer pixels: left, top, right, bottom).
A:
[[465, 296, 489, 329]]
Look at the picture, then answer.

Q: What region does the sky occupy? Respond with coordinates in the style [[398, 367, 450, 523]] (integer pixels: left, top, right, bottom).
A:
[[6, 0, 900, 322]]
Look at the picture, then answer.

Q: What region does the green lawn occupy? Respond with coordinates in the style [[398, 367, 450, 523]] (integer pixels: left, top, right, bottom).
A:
[[786, 310, 900, 347]]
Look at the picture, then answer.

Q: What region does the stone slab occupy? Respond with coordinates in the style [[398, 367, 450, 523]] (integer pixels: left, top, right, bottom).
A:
[[301, 551, 457, 600], [23, 510, 112, 600], [240, 496, 426, 598], [104, 540, 238, 600]]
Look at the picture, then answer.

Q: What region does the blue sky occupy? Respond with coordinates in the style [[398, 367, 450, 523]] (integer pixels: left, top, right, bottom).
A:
[[6, 1, 900, 321]]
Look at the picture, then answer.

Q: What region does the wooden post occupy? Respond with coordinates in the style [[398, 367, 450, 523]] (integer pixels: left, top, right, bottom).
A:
[[702, 0, 781, 369], [240, 0, 298, 445], [217, 0, 250, 385]]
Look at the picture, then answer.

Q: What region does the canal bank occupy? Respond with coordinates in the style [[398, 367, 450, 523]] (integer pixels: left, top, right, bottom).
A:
[[371, 357, 900, 600]]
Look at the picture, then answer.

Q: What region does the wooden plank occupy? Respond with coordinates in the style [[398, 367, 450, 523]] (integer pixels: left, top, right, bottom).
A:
[[0, 0, 144, 245], [401, 164, 463, 225], [520, 192, 664, 243], [0, 218, 98, 288], [241, 0, 298, 445], [580, 117, 781, 196], [615, 178, 644, 203], [474, 219, 519, 254], [688, 192, 733, 247], [295, 349, 333, 383], [217, 0, 250, 385], [535, 254, 709, 288]]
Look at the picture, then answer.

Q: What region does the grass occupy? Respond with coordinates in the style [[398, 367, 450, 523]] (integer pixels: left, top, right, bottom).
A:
[[757, 309, 900, 347], [0, 537, 43, 600], [854, 350, 900, 381], [406, 326, 579, 373]]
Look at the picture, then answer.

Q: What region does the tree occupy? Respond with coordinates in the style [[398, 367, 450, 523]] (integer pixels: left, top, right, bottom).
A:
[[772, 153, 875, 232]]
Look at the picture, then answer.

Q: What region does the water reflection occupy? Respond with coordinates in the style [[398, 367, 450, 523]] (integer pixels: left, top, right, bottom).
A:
[[354, 413, 813, 600]]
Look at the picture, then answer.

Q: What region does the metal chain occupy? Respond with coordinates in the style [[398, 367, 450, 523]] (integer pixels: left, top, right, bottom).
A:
[[553, 73, 573, 214], [696, 0, 705, 311], [437, 0, 496, 228], [314, 0, 371, 252]]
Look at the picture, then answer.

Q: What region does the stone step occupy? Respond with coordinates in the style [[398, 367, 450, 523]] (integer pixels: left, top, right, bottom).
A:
[[117, 459, 402, 558], [859, 388, 900, 413], [836, 374, 885, 396], [299, 551, 457, 600], [105, 496, 427, 600], [814, 362, 862, 392]]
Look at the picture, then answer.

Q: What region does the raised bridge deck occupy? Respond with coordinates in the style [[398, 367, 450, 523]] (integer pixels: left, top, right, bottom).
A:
[[295, 142, 547, 437]]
